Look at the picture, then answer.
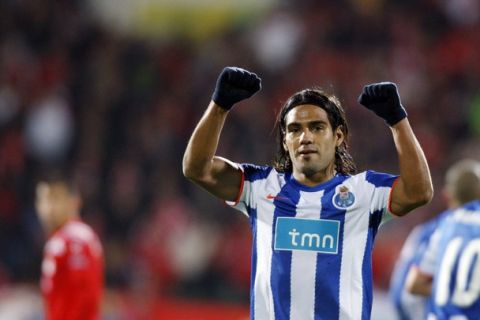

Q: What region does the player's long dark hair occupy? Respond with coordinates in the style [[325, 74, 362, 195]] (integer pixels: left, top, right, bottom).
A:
[[273, 89, 357, 175]]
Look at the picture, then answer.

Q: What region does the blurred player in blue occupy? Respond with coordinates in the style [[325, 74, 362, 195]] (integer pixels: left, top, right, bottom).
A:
[[390, 159, 480, 319], [390, 216, 443, 320], [407, 159, 480, 319], [183, 67, 433, 319]]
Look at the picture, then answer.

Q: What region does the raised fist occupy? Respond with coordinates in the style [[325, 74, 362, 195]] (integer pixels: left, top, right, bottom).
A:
[[358, 82, 407, 126], [212, 67, 262, 110]]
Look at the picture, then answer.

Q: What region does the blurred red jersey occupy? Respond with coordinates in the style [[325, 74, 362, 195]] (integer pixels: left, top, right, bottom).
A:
[[41, 219, 104, 320]]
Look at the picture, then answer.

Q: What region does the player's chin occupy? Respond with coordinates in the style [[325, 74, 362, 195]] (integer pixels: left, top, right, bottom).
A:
[[297, 153, 316, 161], [299, 164, 321, 177]]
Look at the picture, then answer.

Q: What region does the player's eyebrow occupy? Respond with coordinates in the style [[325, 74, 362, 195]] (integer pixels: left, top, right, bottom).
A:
[[286, 120, 328, 129], [308, 120, 328, 126]]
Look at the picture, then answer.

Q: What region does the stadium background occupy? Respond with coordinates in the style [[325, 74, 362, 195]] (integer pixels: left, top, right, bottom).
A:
[[0, 0, 479, 318]]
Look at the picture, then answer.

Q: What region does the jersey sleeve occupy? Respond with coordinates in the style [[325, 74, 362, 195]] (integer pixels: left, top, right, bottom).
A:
[[365, 170, 399, 224], [41, 236, 68, 295], [227, 163, 272, 217], [417, 227, 441, 275]]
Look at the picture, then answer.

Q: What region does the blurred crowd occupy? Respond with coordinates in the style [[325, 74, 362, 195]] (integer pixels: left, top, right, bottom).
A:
[[0, 0, 479, 304]]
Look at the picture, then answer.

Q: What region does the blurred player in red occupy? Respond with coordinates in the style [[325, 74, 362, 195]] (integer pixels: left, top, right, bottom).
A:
[[36, 174, 104, 320]]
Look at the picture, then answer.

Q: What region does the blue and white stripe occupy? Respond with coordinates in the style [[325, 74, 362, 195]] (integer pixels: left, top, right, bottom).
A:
[[231, 165, 397, 320]]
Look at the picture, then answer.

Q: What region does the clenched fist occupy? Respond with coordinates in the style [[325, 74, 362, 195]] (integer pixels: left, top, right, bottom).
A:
[[212, 67, 262, 111], [358, 82, 407, 126]]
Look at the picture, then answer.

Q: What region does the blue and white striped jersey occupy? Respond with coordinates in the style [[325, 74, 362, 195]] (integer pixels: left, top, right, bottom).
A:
[[389, 211, 448, 320], [230, 164, 398, 320], [419, 200, 480, 320]]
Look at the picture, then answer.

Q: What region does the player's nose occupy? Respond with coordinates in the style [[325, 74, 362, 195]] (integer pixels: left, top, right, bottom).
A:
[[299, 129, 313, 144]]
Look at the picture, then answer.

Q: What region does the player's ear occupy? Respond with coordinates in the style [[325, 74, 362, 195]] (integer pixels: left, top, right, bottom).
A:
[[442, 185, 456, 208], [72, 194, 83, 211], [335, 126, 344, 147]]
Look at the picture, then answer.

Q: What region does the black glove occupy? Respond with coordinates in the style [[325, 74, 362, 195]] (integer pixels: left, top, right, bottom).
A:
[[212, 67, 262, 111], [358, 82, 407, 126]]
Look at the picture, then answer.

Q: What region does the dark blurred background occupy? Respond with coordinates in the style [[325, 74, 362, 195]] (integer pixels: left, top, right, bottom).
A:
[[0, 0, 479, 318]]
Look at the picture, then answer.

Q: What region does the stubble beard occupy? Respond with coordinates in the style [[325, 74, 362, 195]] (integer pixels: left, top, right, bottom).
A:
[[297, 158, 335, 180]]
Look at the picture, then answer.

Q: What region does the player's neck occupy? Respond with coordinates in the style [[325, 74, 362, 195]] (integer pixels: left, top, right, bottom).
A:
[[293, 166, 336, 187], [49, 213, 79, 234]]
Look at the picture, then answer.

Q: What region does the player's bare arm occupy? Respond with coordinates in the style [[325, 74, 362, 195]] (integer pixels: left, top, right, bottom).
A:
[[389, 118, 433, 215], [183, 102, 242, 201], [182, 67, 261, 201], [405, 265, 433, 296], [358, 82, 433, 216]]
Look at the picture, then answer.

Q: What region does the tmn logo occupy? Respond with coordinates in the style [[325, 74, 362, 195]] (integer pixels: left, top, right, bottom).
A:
[[274, 217, 340, 254]]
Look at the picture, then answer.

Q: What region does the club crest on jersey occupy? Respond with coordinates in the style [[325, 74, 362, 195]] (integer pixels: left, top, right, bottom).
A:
[[332, 185, 355, 209]]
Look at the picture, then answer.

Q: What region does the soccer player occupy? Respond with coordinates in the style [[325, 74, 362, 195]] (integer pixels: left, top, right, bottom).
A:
[[389, 217, 445, 320], [406, 159, 480, 319], [36, 174, 104, 320], [389, 159, 480, 320], [183, 67, 433, 319]]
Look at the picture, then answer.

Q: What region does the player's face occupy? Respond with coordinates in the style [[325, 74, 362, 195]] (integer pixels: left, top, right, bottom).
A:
[[284, 104, 343, 178], [35, 182, 80, 232]]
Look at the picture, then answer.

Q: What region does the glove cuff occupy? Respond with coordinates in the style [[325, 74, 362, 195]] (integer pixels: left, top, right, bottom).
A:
[[385, 105, 408, 126], [212, 91, 233, 111]]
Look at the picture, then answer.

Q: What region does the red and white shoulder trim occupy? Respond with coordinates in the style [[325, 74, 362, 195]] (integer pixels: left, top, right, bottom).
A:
[[387, 176, 401, 217], [225, 165, 245, 206]]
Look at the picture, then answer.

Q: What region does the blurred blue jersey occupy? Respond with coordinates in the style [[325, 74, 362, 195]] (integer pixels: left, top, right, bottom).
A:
[[229, 164, 398, 320], [419, 200, 480, 319], [389, 211, 449, 320]]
